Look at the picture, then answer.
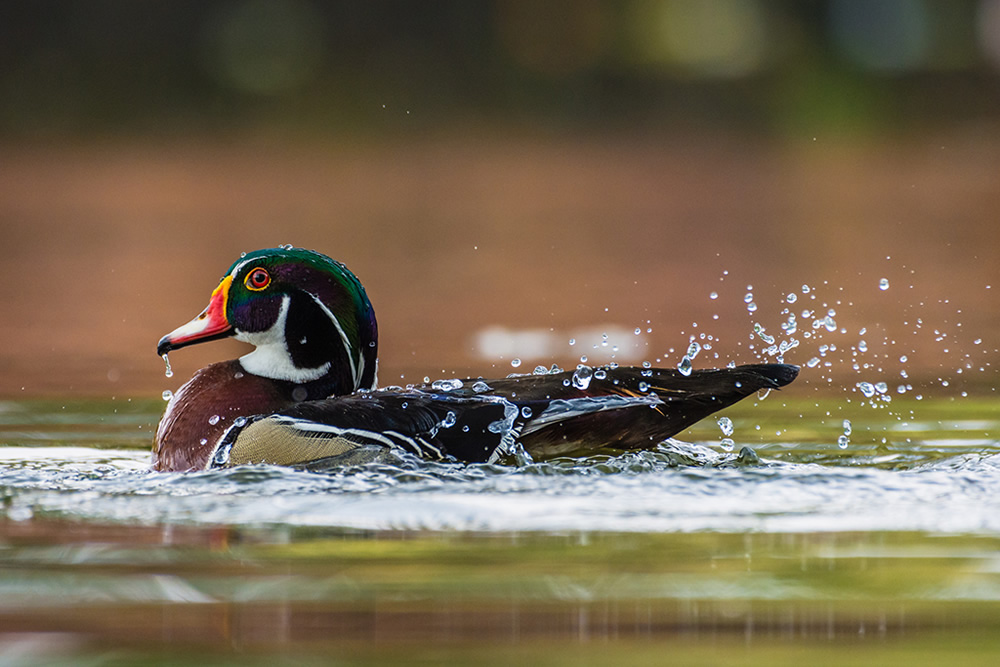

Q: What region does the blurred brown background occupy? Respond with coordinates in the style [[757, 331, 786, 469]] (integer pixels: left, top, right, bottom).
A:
[[1, 1, 998, 397]]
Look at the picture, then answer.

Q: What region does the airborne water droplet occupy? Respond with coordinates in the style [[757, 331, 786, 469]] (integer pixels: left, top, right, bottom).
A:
[[717, 416, 734, 437], [442, 411, 457, 428], [572, 365, 593, 390], [720, 438, 734, 452], [521, 406, 533, 418], [161, 390, 173, 401], [510, 358, 521, 368], [208, 414, 221, 425], [879, 278, 890, 291], [678, 356, 693, 376], [162, 354, 173, 378]]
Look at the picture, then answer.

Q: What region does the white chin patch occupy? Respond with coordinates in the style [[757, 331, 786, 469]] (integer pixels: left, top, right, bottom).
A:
[[235, 296, 331, 382]]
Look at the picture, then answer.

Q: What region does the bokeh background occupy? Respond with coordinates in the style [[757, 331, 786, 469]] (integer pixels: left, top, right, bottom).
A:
[[1, 0, 998, 398]]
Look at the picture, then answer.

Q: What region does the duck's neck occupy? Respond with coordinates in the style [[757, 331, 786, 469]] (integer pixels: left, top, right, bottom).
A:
[[235, 292, 377, 396]]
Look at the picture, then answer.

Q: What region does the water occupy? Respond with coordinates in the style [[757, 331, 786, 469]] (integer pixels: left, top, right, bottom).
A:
[[1, 396, 998, 532], [1, 397, 999, 662]]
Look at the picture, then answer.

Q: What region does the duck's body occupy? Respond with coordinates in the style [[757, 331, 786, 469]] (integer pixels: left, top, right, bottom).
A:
[[153, 248, 797, 472]]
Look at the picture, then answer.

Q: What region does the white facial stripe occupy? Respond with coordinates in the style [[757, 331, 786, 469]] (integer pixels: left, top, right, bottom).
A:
[[236, 296, 331, 382], [308, 293, 359, 388], [228, 254, 272, 280]]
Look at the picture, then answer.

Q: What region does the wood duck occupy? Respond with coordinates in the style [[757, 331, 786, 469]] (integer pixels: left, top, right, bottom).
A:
[[153, 247, 798, 472]]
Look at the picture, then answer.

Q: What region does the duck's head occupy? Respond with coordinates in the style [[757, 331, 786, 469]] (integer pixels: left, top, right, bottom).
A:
[[157, 247, 378, 395]]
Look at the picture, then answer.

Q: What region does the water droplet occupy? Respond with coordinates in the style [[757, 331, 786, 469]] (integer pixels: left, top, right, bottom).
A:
[[520, 406, 533, 418], [753, 323, 775, 345], [568, 338, 576, 346], [233, 416, 247, 427], [572, 365, 593, 390], [858, 340, 868, 353], [208, 414, 221, 425], [747, 302, 758, 313], [743, 292, 754, 303], [710, 292, 719, 300], [677, 356, 693, 376], [634, 327, 641, 335], [510, 358, 521, 368], [594, 369, 607, 380], [233, 371, 245, 379], [879, 278, 889, 291], [837, 434, 850, 449], [857, 382, 876, 398], [199, 438, 208, 446], [801, 285, 810, 294], [161, 390, 173, 401], [441, 411, 457, 428], [638, 381, 650, 392], [720, 438, 734, 452], [161, 354, 173, 378], [717, 416, 734, 437], [472, 380, 491, 393], [686, 341, 702, 358], [432, 378, 464, 391], [786, 293, 797, 304], [806, 357, 820, 368], [842, 419, 852, 436]]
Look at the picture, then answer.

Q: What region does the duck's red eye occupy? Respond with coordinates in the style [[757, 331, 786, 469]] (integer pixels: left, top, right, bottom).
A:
[[245, 268, 271, 291]]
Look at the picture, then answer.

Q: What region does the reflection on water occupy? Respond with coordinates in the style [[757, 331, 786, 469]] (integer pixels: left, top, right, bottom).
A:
[[0, 398, 998, 662]]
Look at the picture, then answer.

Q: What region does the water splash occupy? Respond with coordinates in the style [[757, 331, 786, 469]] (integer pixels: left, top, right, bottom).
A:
[[677, 340, 701, 377], [432, 379, 464, 392], [838, 419, 852, 449], [162, 354, 173, 378], [572, 365, 593, 390]]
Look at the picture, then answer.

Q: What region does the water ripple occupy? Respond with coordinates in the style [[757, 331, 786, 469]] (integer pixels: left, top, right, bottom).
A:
[[2, 441, 1000, 535]]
